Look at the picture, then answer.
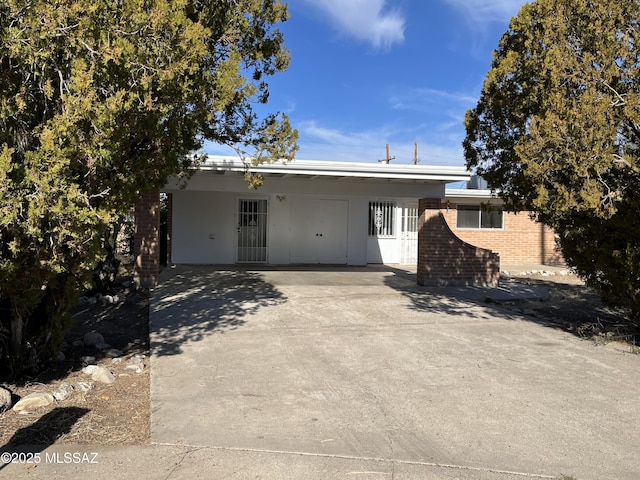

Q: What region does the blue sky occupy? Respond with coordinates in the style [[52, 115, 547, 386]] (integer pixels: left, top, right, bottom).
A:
[[205, 0, 529, 167]]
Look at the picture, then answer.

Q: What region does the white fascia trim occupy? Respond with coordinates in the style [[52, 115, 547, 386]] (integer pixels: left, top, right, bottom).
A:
[[198, 156, 471, 183], [445, 188, 500, 199]]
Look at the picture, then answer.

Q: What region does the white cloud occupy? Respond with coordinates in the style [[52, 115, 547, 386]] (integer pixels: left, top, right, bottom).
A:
[[390, 87, 478, 113], [442, 0, 527, 25], [295, 120, 465, 166], [300, 0, 405, 50], [203, 120, 467, 167]]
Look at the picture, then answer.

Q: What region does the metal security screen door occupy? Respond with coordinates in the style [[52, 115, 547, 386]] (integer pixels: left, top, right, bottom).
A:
[[237, 199, 268, 263], [401, 204, 418, 264]]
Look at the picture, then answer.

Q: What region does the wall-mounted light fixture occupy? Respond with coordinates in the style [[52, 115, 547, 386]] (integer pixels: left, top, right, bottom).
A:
[[276, 195, 286, 202]]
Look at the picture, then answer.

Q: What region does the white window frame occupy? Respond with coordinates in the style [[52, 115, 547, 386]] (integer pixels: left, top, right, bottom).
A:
[[368, 201, 396, 237]]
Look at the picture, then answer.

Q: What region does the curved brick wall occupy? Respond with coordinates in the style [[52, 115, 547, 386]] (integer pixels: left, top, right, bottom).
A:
[[417, 199, 500, 286]]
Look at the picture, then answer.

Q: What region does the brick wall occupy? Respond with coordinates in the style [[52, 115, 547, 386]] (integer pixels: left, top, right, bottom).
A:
[[441, 203, 563, 265], [165, 193, 172, 266], [417, 198, 500, 286], [134, 190, 160, 288]]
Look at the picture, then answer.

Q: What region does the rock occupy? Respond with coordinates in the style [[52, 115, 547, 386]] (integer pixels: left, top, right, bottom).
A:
[[105, 348, 123, 358], [55, 351, 66, 362], [121, 280, 132, 288], [53, 383, 74, 401], [0, 386, 12, 412], [81, 355, 96, 364], [87, 296, 97, 305], [126, 354, 146, 373], [82, 365, 100, 375], [523, 308, 537, 317], [72, 339, 84, 348], [91, 366, 116, 384], [12, 392, 54, 414], [75, 381, 95, 392], [99, 295, 114, 306], [95, 342, 111, 351], [111, 357, 123, 364], [83, 331, 105, 347]]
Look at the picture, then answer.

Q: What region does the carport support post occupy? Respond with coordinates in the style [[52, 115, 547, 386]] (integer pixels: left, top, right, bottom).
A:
[[134, 189, 160, 288]]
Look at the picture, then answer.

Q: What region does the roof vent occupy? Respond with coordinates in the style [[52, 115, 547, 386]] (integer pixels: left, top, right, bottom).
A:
[[467, 175, 488, 189]]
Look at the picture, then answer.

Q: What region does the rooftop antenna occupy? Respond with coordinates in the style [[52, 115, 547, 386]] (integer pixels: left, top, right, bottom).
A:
[[378, 144, 395, 164], [413, 142, 420, 165]]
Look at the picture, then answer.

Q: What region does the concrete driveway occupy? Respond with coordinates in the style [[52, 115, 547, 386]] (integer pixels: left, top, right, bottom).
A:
[[150, 265, 640, 480]]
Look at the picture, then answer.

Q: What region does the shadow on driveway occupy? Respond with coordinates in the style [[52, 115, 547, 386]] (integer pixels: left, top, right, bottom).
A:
[[151, 266, 287, 356]]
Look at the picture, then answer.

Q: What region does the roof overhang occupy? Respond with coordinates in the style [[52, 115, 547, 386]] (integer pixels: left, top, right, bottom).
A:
[[445, 188, 503, 204], [197, 156, 471, 184]]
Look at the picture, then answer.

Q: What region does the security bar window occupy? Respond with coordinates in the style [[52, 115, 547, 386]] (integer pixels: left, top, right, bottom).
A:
[[456, 205, 503, 229], [369, 201, 396, 237]]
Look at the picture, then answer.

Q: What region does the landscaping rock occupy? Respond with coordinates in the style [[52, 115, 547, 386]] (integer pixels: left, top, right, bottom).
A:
[[75, 381, 95, 392], [105, 348, 124, 358], [0, 386, 12, 412], [91, 366, 116, 384], [83, 331, 105, 347], [99, 295, 114, 306], [82, 365, 100, 375], [72, 339, 84, 347], [55, 351, 66, 362], [81, 355, 96, 364], [126, 354, 146, 373], [12, 392, 54, 414], [53, 383, 74, 401]]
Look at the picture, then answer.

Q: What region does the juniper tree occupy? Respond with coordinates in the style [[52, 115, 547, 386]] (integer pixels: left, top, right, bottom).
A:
[[0, 0, 298, 376], [464, 0, 640, 328]]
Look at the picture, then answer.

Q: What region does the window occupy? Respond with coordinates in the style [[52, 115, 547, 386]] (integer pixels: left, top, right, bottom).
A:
[[369, 201, 396, 236], [456, 205, 503, 229]]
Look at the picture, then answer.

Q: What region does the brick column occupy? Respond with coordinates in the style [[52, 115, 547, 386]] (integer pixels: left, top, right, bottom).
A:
[[134, 190, 160, 288], [417, 198, 500, 286], [165, 193, 173, 266]]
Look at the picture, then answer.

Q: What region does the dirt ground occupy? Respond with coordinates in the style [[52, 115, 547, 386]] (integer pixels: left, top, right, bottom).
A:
[[497, 271, 638, 348], [0, 284, 150, 446], [0, 269, 637, 447]]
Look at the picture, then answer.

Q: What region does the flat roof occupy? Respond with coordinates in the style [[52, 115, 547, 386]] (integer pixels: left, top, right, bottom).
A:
[[198, 156, 471, 184]]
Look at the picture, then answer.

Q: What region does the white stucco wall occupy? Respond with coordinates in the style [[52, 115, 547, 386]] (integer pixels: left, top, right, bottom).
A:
[[166, 171, 444, 266]]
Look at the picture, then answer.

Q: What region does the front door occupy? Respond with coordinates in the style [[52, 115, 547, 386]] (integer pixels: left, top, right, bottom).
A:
[[237, 199, 268, 263], [401, 204, 418, 265], [290, 198, 348, 264]]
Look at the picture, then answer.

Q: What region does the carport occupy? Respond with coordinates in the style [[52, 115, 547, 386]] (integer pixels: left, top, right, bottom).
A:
[[133, 157, 501, 288]]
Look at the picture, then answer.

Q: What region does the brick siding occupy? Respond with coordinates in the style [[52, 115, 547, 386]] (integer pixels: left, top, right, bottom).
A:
[[417, 198, 500, 286], [134, 190, 160, 288], [441, 203, 563, 265], [165, 192, 173, 266]]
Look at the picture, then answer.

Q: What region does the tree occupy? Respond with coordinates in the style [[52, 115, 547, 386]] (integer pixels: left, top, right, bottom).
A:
[[0, 0, 298, 377], [464, 0, 640, 328]]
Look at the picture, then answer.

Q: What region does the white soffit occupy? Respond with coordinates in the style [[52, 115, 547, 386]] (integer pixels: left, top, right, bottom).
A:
[[198, 156, 471, 184]]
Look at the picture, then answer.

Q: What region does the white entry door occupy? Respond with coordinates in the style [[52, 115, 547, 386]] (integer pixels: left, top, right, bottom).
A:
[[401, 204, 418, 265], [290, 198, 348, 264], [237, 199, 268, 263]]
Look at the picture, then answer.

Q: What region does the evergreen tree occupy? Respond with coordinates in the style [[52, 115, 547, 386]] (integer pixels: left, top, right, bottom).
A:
[[0, 0, 298, 376], [464, 0, 640, 329]]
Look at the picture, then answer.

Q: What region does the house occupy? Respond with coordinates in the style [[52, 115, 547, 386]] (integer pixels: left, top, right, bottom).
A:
[[132, 157, 561, 287], [443, 181, 563, 266]]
